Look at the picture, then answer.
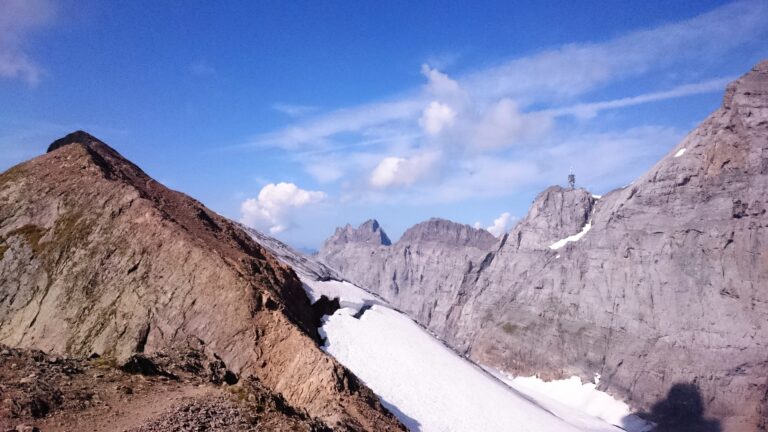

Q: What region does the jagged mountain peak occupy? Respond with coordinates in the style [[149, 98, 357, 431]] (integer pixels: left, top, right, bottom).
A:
[[325, 218, 392, 247]]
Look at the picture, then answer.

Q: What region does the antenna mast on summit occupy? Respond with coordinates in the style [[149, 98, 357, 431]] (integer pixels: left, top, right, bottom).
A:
[[568, 167, 575, 189]]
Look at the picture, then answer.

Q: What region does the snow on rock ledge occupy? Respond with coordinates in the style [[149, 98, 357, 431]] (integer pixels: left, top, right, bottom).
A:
[[549, 221, 592, 250]]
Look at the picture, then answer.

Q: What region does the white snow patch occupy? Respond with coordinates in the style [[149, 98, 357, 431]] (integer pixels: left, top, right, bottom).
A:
[[490, 371, 654, 432], [592, 194, 602, 199], [549, 221, 592, 250], [674, 147, 687, 158], [301, 278, 383, 310], [306, 277, 637, 432]]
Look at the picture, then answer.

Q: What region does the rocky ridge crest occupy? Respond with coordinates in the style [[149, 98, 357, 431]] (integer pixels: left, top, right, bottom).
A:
[[0, 133, 404, 430]]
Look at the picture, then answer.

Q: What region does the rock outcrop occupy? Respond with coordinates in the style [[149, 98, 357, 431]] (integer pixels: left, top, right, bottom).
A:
[[507, 186, 595, 250], [0, 132, 404, 430], [319, 61, 768, 431]]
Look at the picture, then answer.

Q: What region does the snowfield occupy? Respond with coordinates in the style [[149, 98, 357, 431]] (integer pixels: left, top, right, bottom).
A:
[[549, 221, 592, 250], [302, 278, 385, 309], [303, 276, 653, 432], [491, 372, 654, 432]]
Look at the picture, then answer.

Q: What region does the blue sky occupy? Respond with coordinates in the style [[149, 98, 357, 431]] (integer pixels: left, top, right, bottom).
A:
[[2, 0, 767, 249]]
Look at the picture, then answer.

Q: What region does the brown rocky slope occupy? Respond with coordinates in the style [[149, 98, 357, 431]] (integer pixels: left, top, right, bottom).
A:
[[0, 132, 404, 430]]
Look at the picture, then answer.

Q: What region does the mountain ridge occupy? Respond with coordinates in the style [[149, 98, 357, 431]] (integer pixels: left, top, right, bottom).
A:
[[319, 60, 768, 431], [0, 134, 404, 430]]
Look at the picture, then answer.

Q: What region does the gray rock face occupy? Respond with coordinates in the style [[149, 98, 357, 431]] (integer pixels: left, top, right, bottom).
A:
[[400, 218, 498, 248], [319, 61, 768, 431], [508, 186, 595, 251], [319, 218, 497, 336]]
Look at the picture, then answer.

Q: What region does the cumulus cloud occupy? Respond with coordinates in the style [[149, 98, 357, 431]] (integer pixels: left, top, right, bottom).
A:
[[0, 0, 55, 84], [486, 212, 513, 237], [240, 182, 326, 234], [420, 101, 456, 135], [370, 151, 440, 189]]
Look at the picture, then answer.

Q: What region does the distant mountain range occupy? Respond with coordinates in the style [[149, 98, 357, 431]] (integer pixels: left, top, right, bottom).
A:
[[318, 61, 768, 431]]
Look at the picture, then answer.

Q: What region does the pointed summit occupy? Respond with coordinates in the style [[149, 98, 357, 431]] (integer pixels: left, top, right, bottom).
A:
[[723, 59, 768, 110], [324, 219, 392, 247], [47, 130, 105, 153], [0, 133, 405, 430]]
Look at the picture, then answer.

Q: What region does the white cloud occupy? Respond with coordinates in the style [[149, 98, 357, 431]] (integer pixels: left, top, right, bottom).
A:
[[419, 101, 456, 135], [370, 151, 441, 189], [544, 77, 735, 119], [421, 64, 463, 99], [469, 99, 553, 150], [251, 0, 766, 153], [356, 125, 683, 205], [463, 0, 767, 103], [239, 1, 766, 212], [304, 161, 344, 184], [254, 99, 423, 149], [240, 182, 326, 234], [0, 0, 55, 85], [487, 212, 513, 237]]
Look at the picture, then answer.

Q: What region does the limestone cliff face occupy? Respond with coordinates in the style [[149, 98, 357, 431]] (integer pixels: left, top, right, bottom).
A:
[[0, 132, 404, 431], [507, 186, 595, 251], [319, 218, 497, 335], [320, 61, 768, 431]]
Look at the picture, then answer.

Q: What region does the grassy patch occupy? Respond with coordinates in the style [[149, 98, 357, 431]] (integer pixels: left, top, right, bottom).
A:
[[501, 322, 518, 335], [0, 164, 26, 189], [226, 384, 250, 401], [53, 211, 88, 252], [89, 355, 118, 369], [9, 225, 46, 254]]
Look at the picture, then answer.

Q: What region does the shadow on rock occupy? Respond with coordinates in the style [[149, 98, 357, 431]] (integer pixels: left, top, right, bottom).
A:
[[379, 398, 421, 432], [626, 383, 721, 432]]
